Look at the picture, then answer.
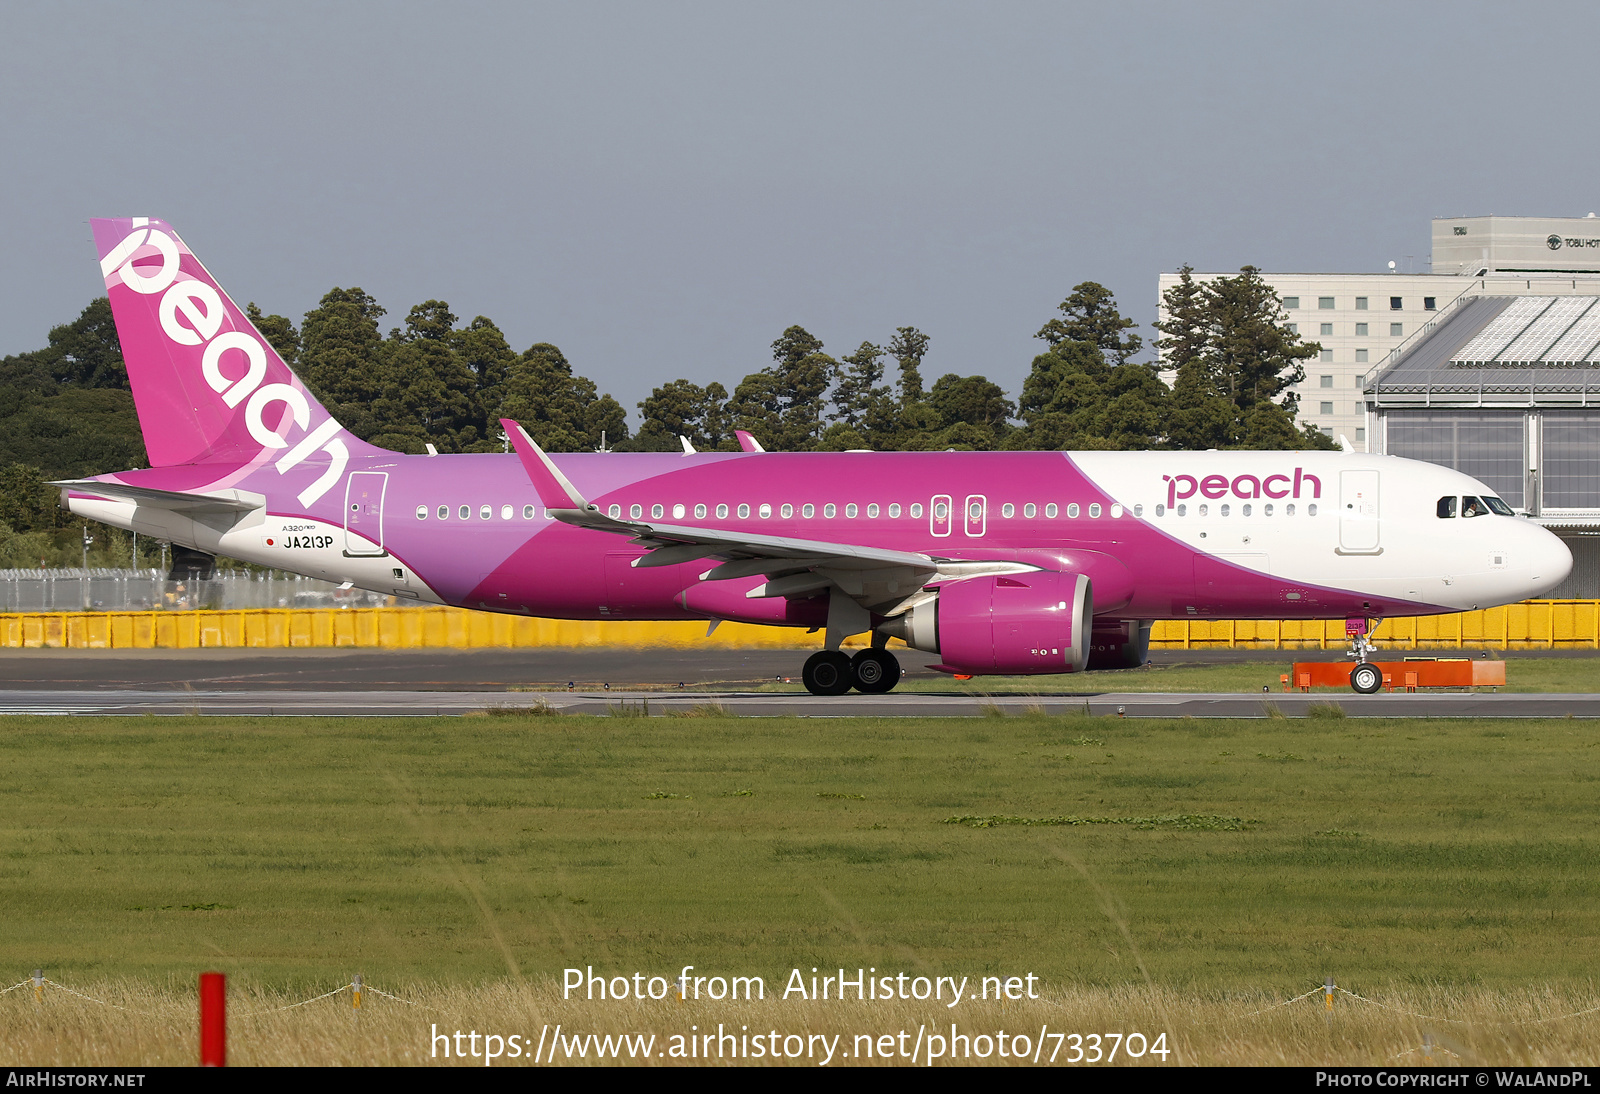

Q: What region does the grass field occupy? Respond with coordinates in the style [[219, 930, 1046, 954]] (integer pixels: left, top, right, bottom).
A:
[[3, 710, 1599, 1065]]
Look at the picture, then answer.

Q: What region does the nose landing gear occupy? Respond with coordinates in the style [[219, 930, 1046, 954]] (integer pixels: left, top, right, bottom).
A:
[[801, 648, 903, 696]]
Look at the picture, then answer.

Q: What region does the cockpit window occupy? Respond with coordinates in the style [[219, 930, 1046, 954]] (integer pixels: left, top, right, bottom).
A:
[[1484, 496, 1514, 516], [1436, 496, 1457, 518], [1462, 495, 1488, 518]]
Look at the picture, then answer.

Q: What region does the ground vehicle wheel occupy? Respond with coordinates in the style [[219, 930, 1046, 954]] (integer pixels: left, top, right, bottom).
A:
[[802, 650, 854, 696], [1350, 662, 1382, 694], [851, 649, 902, 694]]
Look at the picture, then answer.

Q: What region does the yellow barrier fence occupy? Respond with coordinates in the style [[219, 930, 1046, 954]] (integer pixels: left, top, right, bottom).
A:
[[0, 601, 1595, 652], [1148, 600, 1600, 651]]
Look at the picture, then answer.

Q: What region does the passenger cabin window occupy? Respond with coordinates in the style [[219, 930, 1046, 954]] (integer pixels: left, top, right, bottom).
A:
[[888, 503, 901, 518], [523, 504, 536, 519], [416, 505, 427, 519], [480, 505, 492, 520], [1088, 503, 1101, 518], [631, 503, 643, 519], [910, 503, 923, 518], [1437, 496, 1457, 518], [716, 503, 729, 518], [1024, 503, 1037, 518], [824, 503, 837, 518], [609, 504, 622, 518], [1045, 503, 1059, 518], [437, 505, 449, 519], [802, 503, 815, 518], [459, 505, 470, 520]]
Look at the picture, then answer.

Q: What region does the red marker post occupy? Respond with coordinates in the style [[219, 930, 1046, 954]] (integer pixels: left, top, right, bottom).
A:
[[199, 972, 226, 1067]]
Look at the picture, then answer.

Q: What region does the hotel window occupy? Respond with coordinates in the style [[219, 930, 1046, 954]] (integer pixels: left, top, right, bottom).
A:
[[1320, 401, 1334, 415], [1320, 349, 1333, 362], [1283, 296, 1300, 309], [1287, 323, 1298, 335], [1355, 297, 1368, 310], [1320, 375, 1333, 388], [1320, 323, 1333, 336], [1355, 428, 1366, 445], [1390, 297, 1403, 310], [1424, 297, 1437, 310], [1390, 323, 1403, 337], [1356, 322, 1368, 336], [1318, 297, 1335, 309], [1356, 349, 1368, 363]]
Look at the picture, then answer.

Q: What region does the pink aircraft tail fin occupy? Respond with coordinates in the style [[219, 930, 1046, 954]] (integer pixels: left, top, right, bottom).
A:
[[90, 218, 386, 481]]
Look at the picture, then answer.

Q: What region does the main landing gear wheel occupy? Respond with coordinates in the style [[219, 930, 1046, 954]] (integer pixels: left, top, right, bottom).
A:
[[802, 650, 854, 696], [851, 649, 902, 694], [1350, 662, 1383, 694]]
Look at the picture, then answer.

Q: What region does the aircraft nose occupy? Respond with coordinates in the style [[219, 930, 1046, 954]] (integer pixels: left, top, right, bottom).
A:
[[1525, 523, 1572, 597]]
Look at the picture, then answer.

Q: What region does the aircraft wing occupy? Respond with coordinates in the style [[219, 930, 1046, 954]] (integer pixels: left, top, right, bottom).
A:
[[52, 479, 266, 514], [499, 419, 1024, 614]]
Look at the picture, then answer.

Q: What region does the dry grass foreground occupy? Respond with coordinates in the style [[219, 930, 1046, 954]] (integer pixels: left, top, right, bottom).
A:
[[4, 979, 1599, 1066]]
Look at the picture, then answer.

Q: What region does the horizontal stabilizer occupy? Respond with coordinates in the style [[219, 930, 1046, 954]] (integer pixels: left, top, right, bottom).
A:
[[53, 479, 264, 514]]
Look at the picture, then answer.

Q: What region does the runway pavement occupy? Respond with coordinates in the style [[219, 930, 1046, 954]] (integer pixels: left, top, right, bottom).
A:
[[1, 648, 1595, 717], [0, 686, 1597, 718]]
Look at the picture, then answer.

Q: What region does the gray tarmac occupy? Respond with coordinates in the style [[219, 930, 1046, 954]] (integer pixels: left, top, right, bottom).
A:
[[0, 647, 1594, 717]]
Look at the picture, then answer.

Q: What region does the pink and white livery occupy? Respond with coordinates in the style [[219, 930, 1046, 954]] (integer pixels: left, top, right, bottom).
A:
[[60, 218, 1573, 694]]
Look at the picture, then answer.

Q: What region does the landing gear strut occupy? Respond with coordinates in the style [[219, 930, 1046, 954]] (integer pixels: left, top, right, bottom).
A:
[[1346, 616, 1382, 694], [801, 648, 902, 696]]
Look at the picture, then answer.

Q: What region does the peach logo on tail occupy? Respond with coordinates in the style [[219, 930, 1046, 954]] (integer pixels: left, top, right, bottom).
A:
[[100, 220, 348, 506]]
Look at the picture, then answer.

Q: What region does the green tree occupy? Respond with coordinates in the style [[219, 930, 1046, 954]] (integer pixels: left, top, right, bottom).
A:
[[1155, 266, 1334, 451], [928, 373, 1014, 448], [245, 303, 301, 366], [8, 298, 128, 389], [1035, 282, 1143, 365], [831, 342, 892, 429], [373, 301, 482, 453], [498, 343, 629, 452], [298, 288, 388, 440], [727, 325, 835, 451], [458, 316, 517, 448], [633, 379, 731, 451]]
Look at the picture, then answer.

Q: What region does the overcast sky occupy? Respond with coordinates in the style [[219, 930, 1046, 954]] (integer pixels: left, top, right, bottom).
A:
[[5, 1, 1598, 418]]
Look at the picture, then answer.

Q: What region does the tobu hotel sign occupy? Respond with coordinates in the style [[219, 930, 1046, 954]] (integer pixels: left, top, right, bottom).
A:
[[1547, 234, 1600, 250]]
